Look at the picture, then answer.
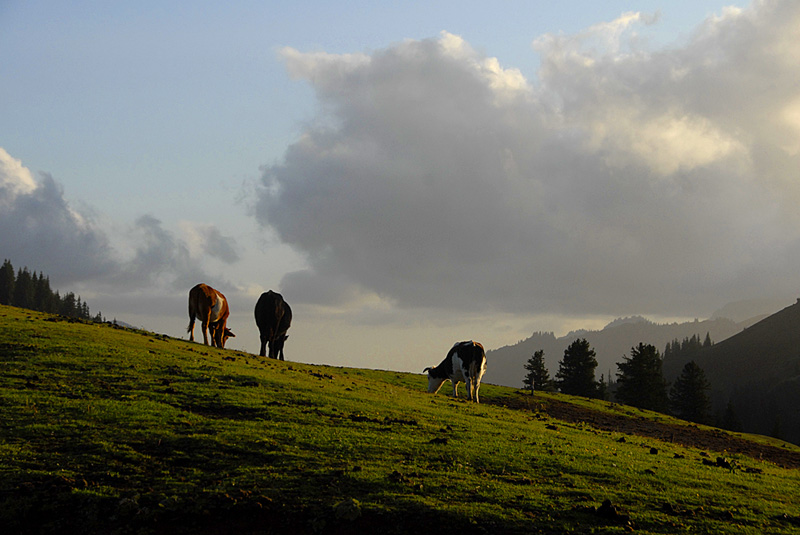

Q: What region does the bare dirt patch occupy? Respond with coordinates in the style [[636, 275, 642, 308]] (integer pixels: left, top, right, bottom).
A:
[[496, 394, 800, 469]]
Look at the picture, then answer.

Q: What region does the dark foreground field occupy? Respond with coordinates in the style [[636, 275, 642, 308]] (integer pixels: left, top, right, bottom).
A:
[[2, 305, 800, 534]]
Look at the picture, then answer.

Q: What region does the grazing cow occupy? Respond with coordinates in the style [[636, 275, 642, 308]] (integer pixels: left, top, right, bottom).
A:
[[187, 283, 235, 348], [254, 290, 292, 360], [423, 340, 487, 403]]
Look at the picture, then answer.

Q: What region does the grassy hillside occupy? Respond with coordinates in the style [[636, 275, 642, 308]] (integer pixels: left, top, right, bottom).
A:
[[2, 305, 800, 534]]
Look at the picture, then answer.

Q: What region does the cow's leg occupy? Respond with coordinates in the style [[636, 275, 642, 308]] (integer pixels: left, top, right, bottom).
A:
[[276, 337, 285, 361], [452, 380, 458, 399], [474, 379, 481, 404], [201, 319, 210, 345], [188, 316, 196, 342], [209, 322, 218, 348], [258, 333, 268, 357], [213, 321, 225, 348], [465, 377, 473, 402]]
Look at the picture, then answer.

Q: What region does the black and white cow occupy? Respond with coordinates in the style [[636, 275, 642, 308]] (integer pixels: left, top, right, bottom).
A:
[[423, 340, 487, 403]]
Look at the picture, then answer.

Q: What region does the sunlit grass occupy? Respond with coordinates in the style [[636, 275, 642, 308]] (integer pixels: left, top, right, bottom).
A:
[[1, 304, 799, 533]]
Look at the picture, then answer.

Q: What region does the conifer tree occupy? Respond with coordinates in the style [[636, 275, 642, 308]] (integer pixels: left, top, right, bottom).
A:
[[1, 259, 95, 320], [669, 360, 711, 423], [13, 267, 33, 309], [615, 343, 669, 412], [0, 259, 14, 305], [703, 332, 713, 348], [523, 350, 552, 393], [556, 338, 601, 398], [61, 292, 77, 317], [720, 399, 743, 432]]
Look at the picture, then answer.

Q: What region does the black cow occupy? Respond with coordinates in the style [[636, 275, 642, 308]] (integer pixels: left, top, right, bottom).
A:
[[423, 340, 487, 403], [254, 290, 292, 360]]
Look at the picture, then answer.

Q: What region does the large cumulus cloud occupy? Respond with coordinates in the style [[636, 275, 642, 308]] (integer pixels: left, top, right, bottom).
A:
[[256, 1, 800, 317]]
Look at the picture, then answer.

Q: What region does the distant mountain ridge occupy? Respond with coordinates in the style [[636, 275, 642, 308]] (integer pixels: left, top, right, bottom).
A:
[[485, 313, 764, 390]]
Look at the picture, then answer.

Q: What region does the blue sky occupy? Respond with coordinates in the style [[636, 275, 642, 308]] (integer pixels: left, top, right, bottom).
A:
[[6, 0, 800, 372]]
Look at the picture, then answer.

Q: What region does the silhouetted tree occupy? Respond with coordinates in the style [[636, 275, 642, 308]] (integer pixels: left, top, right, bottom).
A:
[[60, 292, 77, 317], [616, 343, 669, 412], [669, 361, 711, 423], [1, 260, 96, 320], [720, 399, 743, 432], [523, 350, 552, 393], [703, 332, 713, 348], [33, 272, 55, 313], [13, 267, 33, 309], [0, 259, 14, 305], [664, 333, 710, 364], [596, 374, 609, 401], [556, 338, 601, 398]]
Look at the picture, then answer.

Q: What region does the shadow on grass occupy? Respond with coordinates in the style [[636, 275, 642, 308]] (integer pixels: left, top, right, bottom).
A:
[[2, 468, 554, 535]]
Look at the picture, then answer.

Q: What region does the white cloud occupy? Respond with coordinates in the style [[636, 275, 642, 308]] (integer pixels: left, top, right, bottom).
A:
[[0, 150, 242, 294], [0, 154, 117, 284], [255, 1, 800, 321], [179, 221, 241, 263], [0, 148, 37, 202]]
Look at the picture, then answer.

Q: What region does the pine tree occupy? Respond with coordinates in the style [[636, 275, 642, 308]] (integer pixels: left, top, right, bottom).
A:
[[33, 272, 53, 312], [61, 292, 77, 317], [615, 343, 669, 412], [0, 259, 14, 305], [596, 374, 608, 401], [523, 350, 552, 393], [13, 267, 33, 309], [720, 399, 743, 432], [669, 361, 711, 423], [556, 338, 601, 398], [703, 332, 713, 348]]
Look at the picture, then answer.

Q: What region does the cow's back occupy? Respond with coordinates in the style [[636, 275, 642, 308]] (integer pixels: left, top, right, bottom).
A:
[[255, 290, 284, 331], [188, 283, 212, 318], [455, 341, 486, 381]]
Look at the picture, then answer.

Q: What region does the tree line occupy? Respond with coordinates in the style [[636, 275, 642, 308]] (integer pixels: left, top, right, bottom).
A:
[[0, 259, 103, 322], [522, 335, 742, 431]]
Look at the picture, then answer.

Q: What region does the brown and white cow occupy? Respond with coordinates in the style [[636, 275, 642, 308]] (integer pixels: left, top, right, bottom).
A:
[[187, 283, 235, 348], [254, 290, 292, 360], [423, 341, 487, 403]]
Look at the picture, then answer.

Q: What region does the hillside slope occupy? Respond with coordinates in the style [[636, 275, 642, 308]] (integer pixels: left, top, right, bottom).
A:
[[665, 300, 800, 445], [2, 305, 800, 534]]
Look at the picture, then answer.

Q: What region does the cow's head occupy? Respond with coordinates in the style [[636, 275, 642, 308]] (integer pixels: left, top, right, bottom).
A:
[[221, 327, 235, 348], [423, 367, 446, 394]]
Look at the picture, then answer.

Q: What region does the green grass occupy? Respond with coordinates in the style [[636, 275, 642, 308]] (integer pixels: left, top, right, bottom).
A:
[[1, 304, 800, 534]]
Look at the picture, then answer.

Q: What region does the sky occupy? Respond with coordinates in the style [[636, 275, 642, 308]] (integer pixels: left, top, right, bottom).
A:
[[3, 0, 800, 373]]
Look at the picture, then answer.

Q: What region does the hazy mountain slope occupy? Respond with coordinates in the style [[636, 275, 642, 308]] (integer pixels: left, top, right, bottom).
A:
[[485, 317, 748, 389], [668, 300, 800, 443]]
